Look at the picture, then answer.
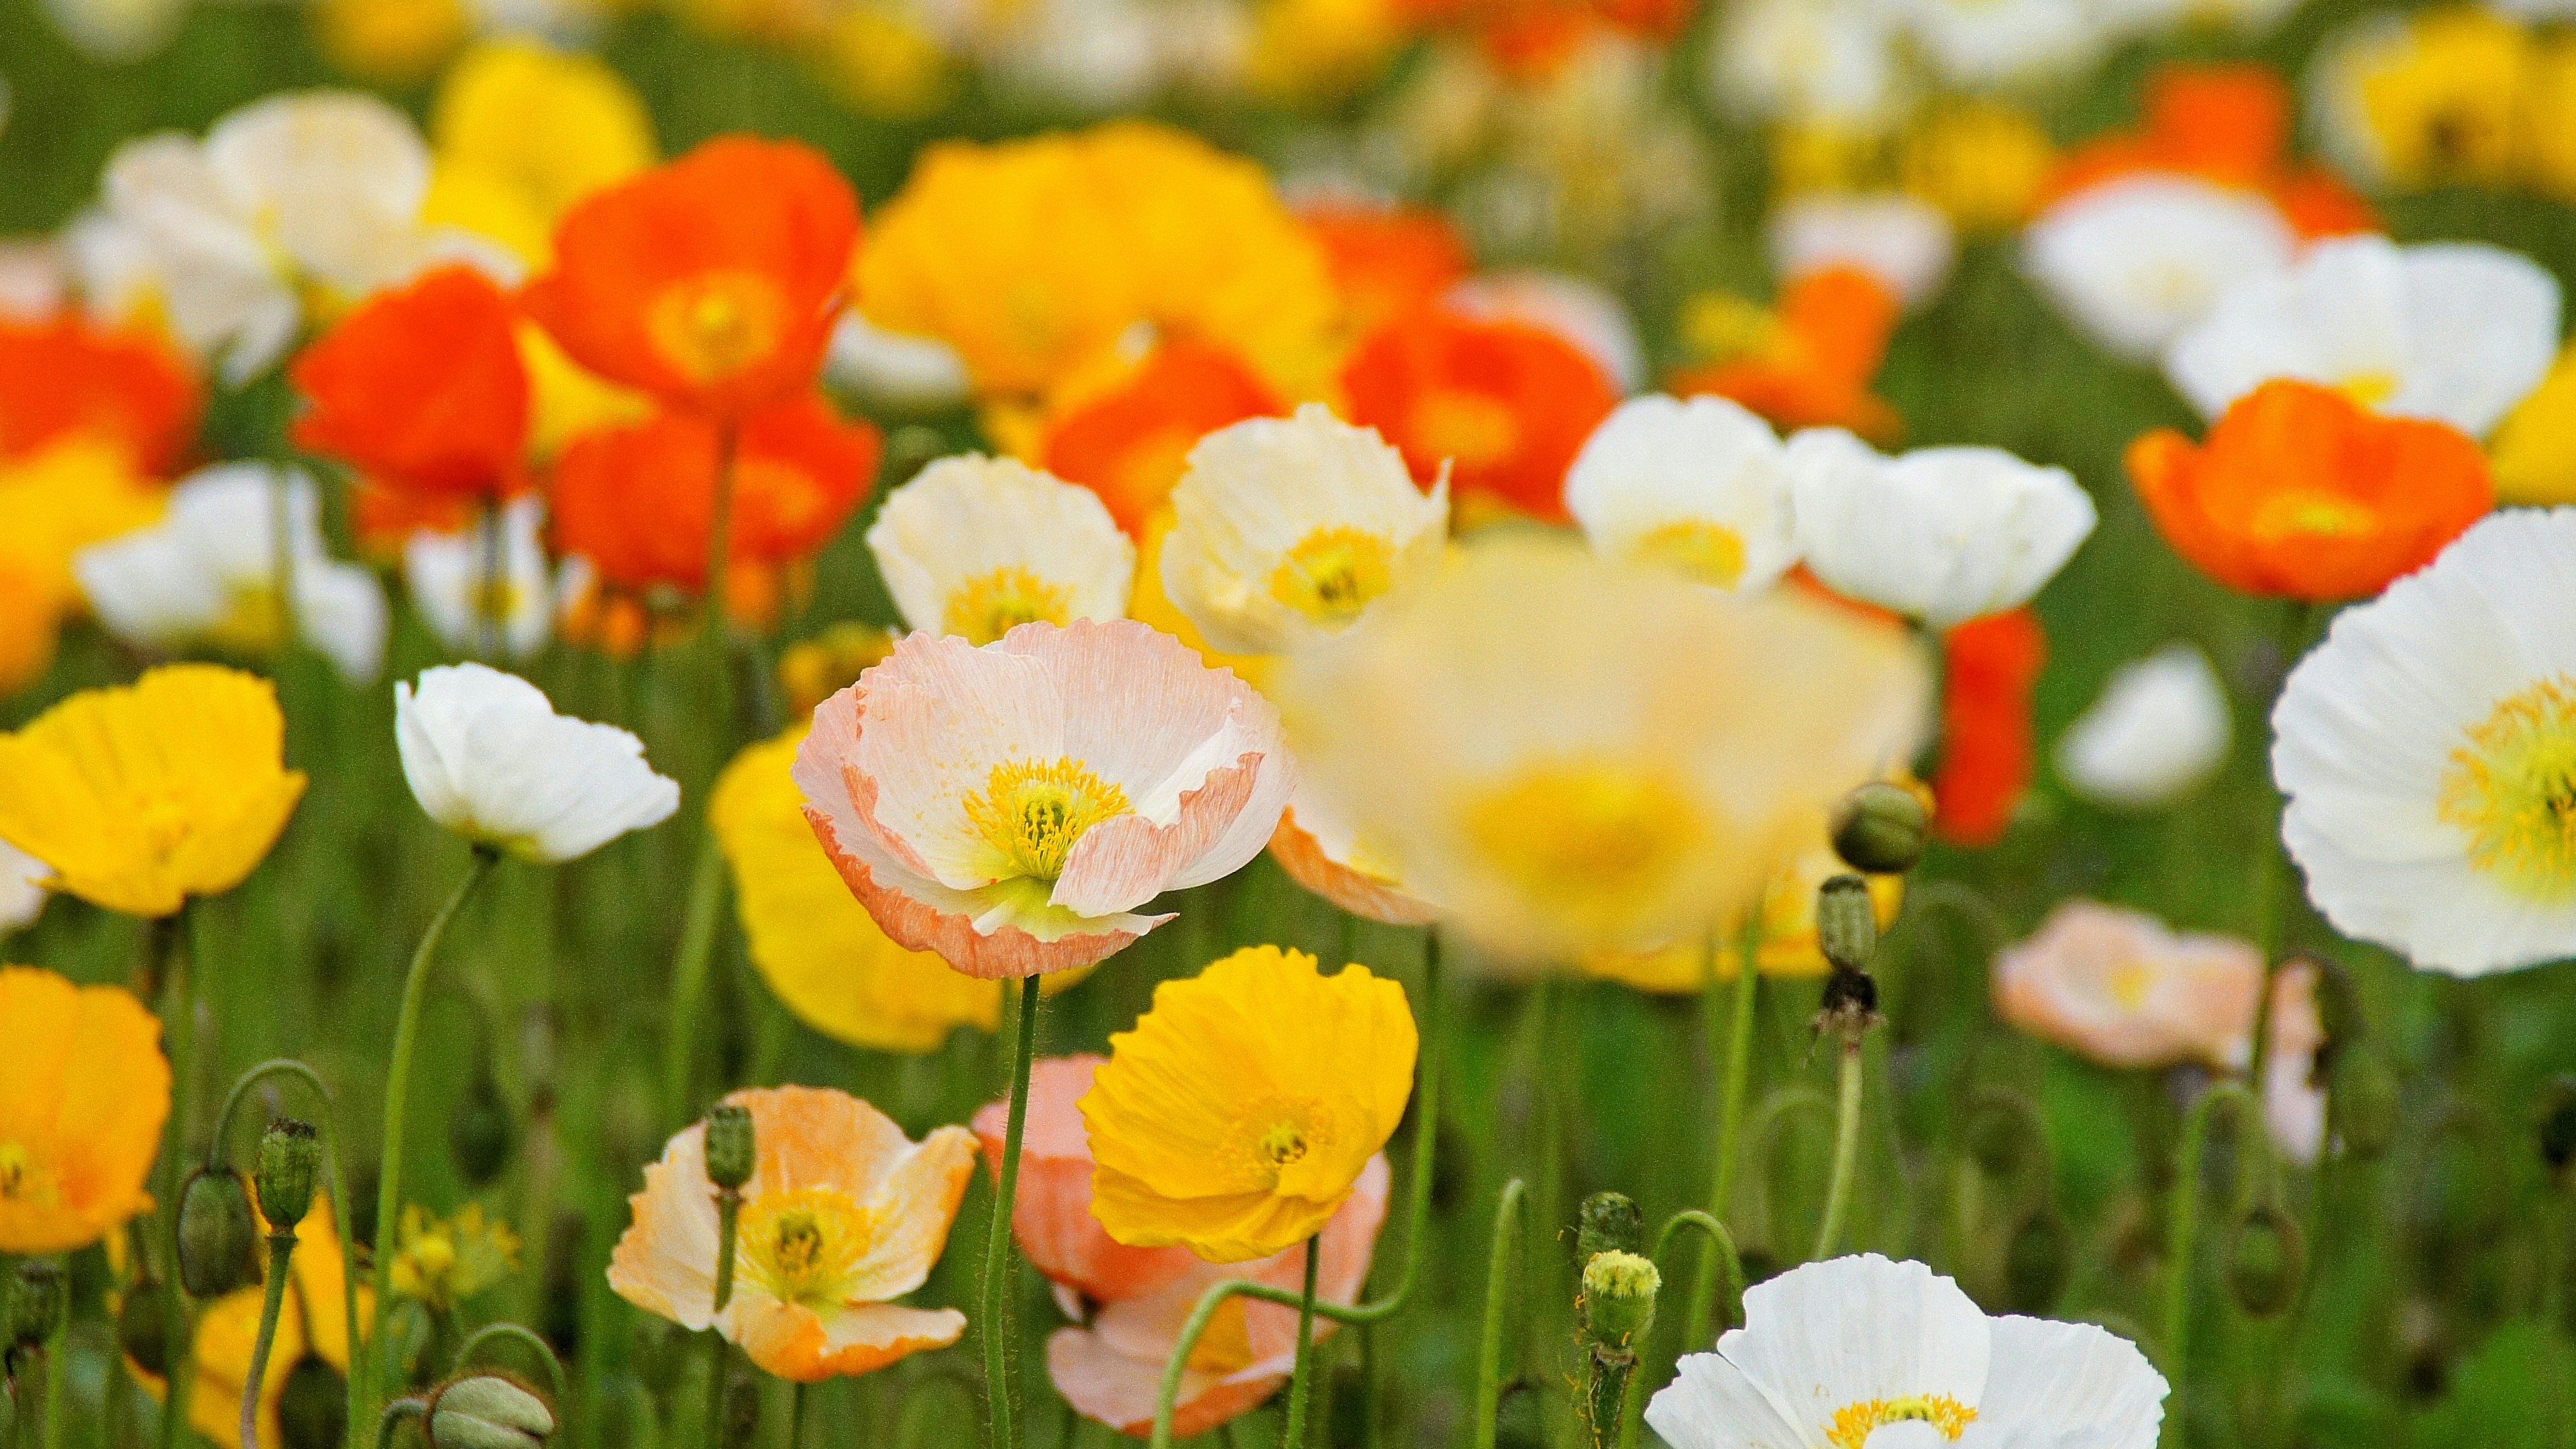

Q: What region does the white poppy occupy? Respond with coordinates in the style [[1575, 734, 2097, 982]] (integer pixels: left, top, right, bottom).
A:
[[2054, 645, 2232, 810], [825, 311, 974, 413], [2165, 235, 2562, 438], [1446, 270, 1646, 392], [1770, 193, 1957, 311], [0, 838, 47, 936], [74, 463, 388, 684], [40, 0, 189, 62], [395, 662, 680, 863], [1646, 1254, 2166, 1449], [403, 496, 561, 661], [1161, 405, 1448, 655], [867, 454, 1135, 646], [1709, 0, 1907, 127], [1565, 395, 1800, 594], [1890, 0, 2112, 88], [1786, 429, 2097, 629], [2096, 0, 2302, 35], [2022, 174, 2298, 362], [2273, 507, 2576, 977]]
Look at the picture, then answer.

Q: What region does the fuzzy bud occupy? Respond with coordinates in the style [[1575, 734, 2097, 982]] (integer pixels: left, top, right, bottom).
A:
[[1815, 874, 1880, 975], [1577, 1192, 1644, 1262], [429, 1374, 557, 1449], [2225, 1204, 2304, 1318], [449, 1065, 517, 1189], [256, 1118, 320, 1232], [704, 1104, 755, 1192], [276, 1358, 348, 1449], [1579, 1251, 1660, 1356], [177, 1169, 260, 1298], [5, 1260, 66, 1352], [1831, 782, 1928, 875]]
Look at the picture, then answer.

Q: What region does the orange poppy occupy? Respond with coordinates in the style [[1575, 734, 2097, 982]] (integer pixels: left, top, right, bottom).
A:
[[1670, 267, 1903, 444], [1038, 340, 1283, 537], [523, 136, 861, 420], [2125, 380, 2492, 602], [1299, 201, 1472, 338], [1933, 608, 2046, 849], [0, 315, 199, 474], [2036, 64, 2375, 240], [1340, 303, 1617, 523], [550, 392, 879, 619], [292, 265, 530, 500]]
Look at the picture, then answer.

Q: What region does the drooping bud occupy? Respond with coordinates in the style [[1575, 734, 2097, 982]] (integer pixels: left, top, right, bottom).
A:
[[1577, 1192, 1644, 1263], [2332, 1049, 2401, 1162], [1578, 1251, 1660, 1356], [2305, 957, 2363, 1079], [256, 1118, 321, 1232], [427, 1373, 557, 1449], [1815, 874, 1880, 975], [703, 1104, 755, 1193], [117, 1281, 170, 1375], [276, 1357, 349, 1449], [2002, 1212, 2072, 1315], [6, 1260, 66, 1352], [177, 1169, 260, 1298], [449, 1063, 517, 1189], [2225, 1204, 2305, 1318], [1831, 782, 1928, 875]]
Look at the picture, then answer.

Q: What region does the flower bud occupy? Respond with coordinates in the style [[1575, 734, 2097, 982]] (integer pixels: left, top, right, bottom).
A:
[[6, 1260, 66, 1352], [428, 1373, 557, 1449], [2225, 1204, 2304, 1318], [1815, 873, 1880, 975], [117, 1282, 170, 1376], [1831, 782, 1928, 875], [177, 1169, 260, 1298], [449, 1064, 517, 1189], [2002, 1212, 2072, 1315], [276, 1357, 348, 1449], [1578, 1251, 1660, 1356], [703, 1104, 755, 1192], [1577, 1191, 1643, 1262], [2332, 1050, 2401, 1162], [256, 1118, 321, 1232], [2536, 1074, 2576, 1179]]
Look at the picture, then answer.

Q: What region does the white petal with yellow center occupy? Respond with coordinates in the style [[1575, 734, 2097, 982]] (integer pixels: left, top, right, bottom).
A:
[[867, 454, 1136, 645], [1566, 394, 1801, 594]]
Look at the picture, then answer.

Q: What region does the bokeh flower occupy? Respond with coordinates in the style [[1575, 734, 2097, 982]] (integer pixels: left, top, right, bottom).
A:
[[1444, 270, 1648, 395], [1342, 303, 1617, 523], [1268, 780, 1442, 927], [1300, 199, 1472, 339], [0, 843, 46, 934], [2491, 343, 2576, 506], [1767, 193, 1955, 311], [394, 662, 680, 863], [2022, 175, 2296, 362], [429, 39, 657, 243], [0, 664, 305, 918], [2055, 644, 2233, 811], [402, 496, 563, 660], [1994, 902, 2265, 1070], [388, 1202, 520, 1313], [793, 619, 1295, 979], [290, 264, 530, 500], [0, 965, 168, 1253], [144, 1195, 361, 1449], [1931, 608, 2047, 848], [0, 314, 200, 473], [2035, 62, 2375, 241], [2310, 6, 2533, 192], [971, 1054, 1196, 1305], [1564, 394, 1799, 594], [1036, 340, 1283, 537], [865, 455, 1134, 646], [1668, 269, 1904, 442], [2125, 379, 2492, 601], [1580, 824, 1910, 988], [608, 1085, 977, 1382], [1081, 945, 1413, 1262], [0, 439, 164, 696]]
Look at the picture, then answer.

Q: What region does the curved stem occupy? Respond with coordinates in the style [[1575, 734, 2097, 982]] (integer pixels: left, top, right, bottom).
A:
[[1811, 1040, 1866, 1261], [374, 1399, 426, 1449], [1280, 1238, 1322, 1449], [1622, 1213, 1743, 1449], [661, 837, 731, 1131], [983, 977, 1042, 1449], [454, 1324, 570, 1409], [1685, 922, 1760, 1356], [240, 1234, 298, 1449], [1471, 1179, 1529, 1449], [367, 849, 498, 1428], [2159, 1080, 2269, 1436], [156, 906, 199, 1449]]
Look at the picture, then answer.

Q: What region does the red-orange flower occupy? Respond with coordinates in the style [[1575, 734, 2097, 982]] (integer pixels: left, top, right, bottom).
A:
[[1933, 608, 2046, 849], [1670, 267, 1902, 444], [1038, 341, 1282, 537], [0, 316, 199, 474], [1340, 304, 1616, 523], [523, 136, 860, 420], [292, 266, 530, 500], [2125, 380, 2492, 602], [1300, 202, 1471, 338], [2037, 64, 2375, 240]]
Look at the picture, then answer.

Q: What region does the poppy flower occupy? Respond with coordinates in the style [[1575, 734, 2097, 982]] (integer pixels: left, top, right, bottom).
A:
[[0, 315, 200, 473], [1564, 394, 1800, 594], [0, 439, 164, 695], [395, 663, 680, 864], [2036, 63, 2376, 240], [291, 264, 531, 500], [0, 966, 168, 1254], [1297, 200, 1472, 337], [2125, 379, 2493, 600], [1668, 268, 1904, 443], [523, 136, 860, 419], [1341, 304, 1617, 523], [2022, 174, 2296, 362], [1038, 340, 1283, 537], [608, 1085, 978, 1383], [865, 455, 1134, 646], [1931, 608, 2047, 849], [971, 1055, 1197, 1305]]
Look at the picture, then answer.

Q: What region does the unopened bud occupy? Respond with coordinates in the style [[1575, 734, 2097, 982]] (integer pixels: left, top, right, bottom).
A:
[[276, 1358, 348, 1449], [6, 1260, 66, 1351], [118, 1283, 170, 1376], [256, 1118, 320, 1232], [177, 1169, 260, 1297], [1815, 874, 1878, 976], [2332, 1050, 2401, 1162], [429, 1373, 557, 1449], [704, 1104, 755, 1192], [2225, 1205, 2304, 1318], [1579, 1251, 1660, 1355], [1831, 782, 1928, 875], [1577, 1192, 1643, 1262], [2002, 1212, 2072, 1315], [449, 1065, 517, 1189]]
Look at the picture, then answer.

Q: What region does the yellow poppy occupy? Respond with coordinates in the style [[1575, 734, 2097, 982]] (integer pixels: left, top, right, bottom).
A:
[[0, 965, 170, 1254], [431, 39, 657, 225], [0, 664, 307, 918]]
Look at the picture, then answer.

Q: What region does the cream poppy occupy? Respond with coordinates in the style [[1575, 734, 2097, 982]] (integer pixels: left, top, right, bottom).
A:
[[1564, 394, 1800, 594], [2053, 645, 2233, 811], [1890, 0, 2110, 88], [1770, 193, 1957, 311], [792, 618, 1295, 979], [1158, 405, 1446, 655], [2021, 174, 2298, 362], [2165, 235, 2561, 438], [865, 455, 1136, 647], [402, 496, 563, 661], [824, 311, 973, 413], [394, 662, 680, 863]]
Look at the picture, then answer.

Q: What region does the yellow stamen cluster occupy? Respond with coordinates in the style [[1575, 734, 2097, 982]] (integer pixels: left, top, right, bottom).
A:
[[1825, 1394, 1979, 1449], [648, 270, 786, 384], [737, 1187, 877, 1309], [965, 757, 1130, 883], [943, 566, 1075, 645], [1631, 520, 1749, 589], [1271, 526, 1398, 626], [2440, 674, 2576, 902]]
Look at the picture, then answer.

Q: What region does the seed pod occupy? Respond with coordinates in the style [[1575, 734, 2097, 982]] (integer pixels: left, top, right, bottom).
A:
[[177, 1169, 260, 1298], [1577, 1192, 1643, 1262], [2332, 1050, 2401, 1162], [2226, 1204, 2305, 1318], [449, 1064, 517, 1189], [703, 1104, 755, 1193], [5, 1260, 66, 1352], [276, 1357, 348, 1449], [2002, 1212, 2072, 1316], [1831, 782, 1928, 875], [428, 1373, 557, 1449], [117, 1283, 170, 1376], [1815, 874, 1879, 975], [256, 1119, 321, 1232], [1579, 1251, 1660, 1355]]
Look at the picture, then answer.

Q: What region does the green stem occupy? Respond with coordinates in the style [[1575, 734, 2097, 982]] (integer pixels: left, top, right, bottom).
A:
[[1621, 1213, 1743, 1449], [703, 1185, 743, 1449], [367, 849, 498, 1428], [663, 837, 731, 1130], [1358, 1324, 1381, 1449], [453, 1324, 571, 1409], [1471, 1179, 1529, 1449], [241, 1234, 298, 1449], [2159, 1081, 2267, 1442], [1684, 923, 1760, 1356], [1279, 1238, 1322, 1449], [788, 1383, 807, 1449], [1811, 1039, 1866, 1261], [983, 977, 1042, 1449], [374, 1400, 425, 1449], [157, 906, 199, 1449], [2245, 600, 2315, 1085]]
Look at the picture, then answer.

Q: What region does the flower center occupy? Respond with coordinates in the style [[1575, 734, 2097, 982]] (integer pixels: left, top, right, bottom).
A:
[[2247, 490, 2379, 542], [737, 1188, 876, 1309], [1409, 390, 1523, 470], [2438, 674, 2576, 903], [1631, 519, 1748, 588], [1257, 1121, 1310, 1166], [0, 1142, 56, 1208], [1827, 1394, 1978, 1449], [648, 271, 789, 386], [1462, 759, 1703, 924], [965, 758, 1131, 883], [211, 586, 289, 657], [943, 566, 1075, 645], [1270, 526, 1399, 626]]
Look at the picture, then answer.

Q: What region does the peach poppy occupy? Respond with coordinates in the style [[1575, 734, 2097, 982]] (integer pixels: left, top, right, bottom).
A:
[[2125, 379, 2493, 601], [970, 1055, 1197, 1307], [608, 1085, 977, 1383], [1669, 268, 1904, 444], [290, 265, 531, 500], [1045, 1155, 1389, 1437], [0, 966, 169, 1254], [1932, 608, 2045, 849], [1038, 341, 1283, 538], [792, 619, 1295, 979], [1269, 800, 1440, 926], [1298, 200, 1472, 337], [1341, 303, 1617, 523], [2035, 64, 2375, 241], [0, 315, 199, 474], [1989, 901, 2314, 1087], [523, 136, 860, 419]]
